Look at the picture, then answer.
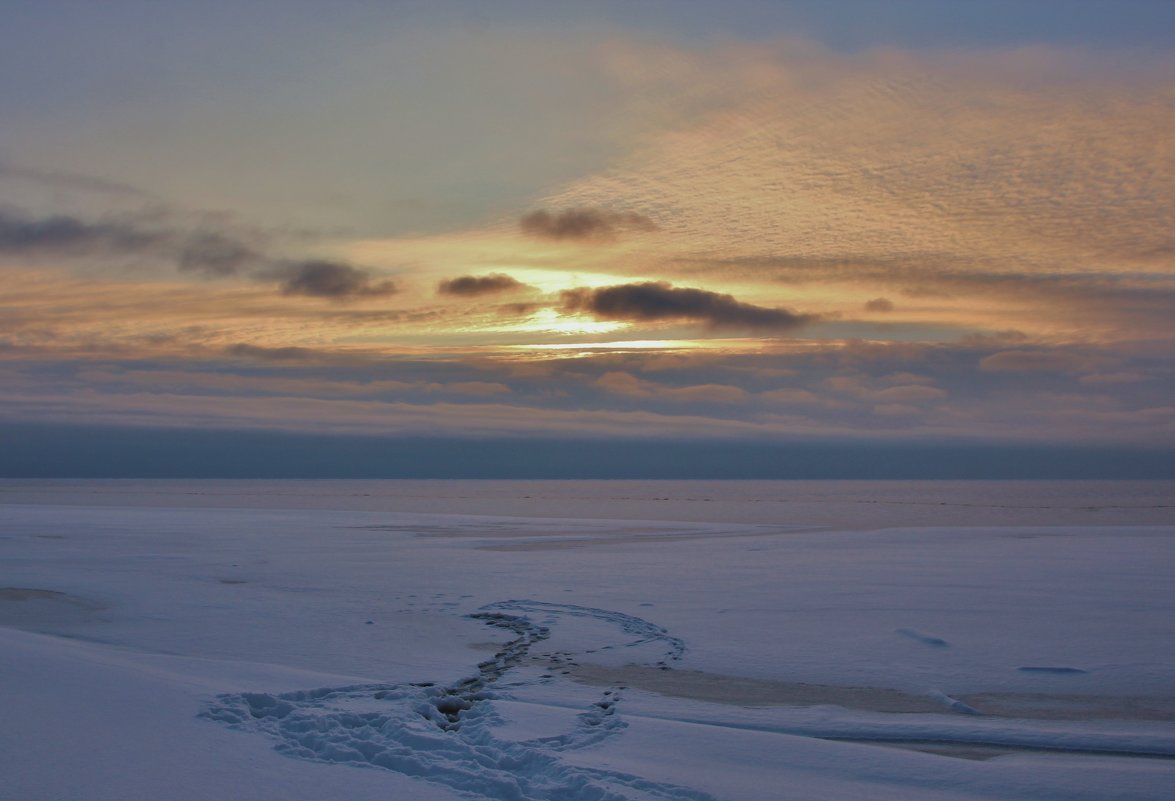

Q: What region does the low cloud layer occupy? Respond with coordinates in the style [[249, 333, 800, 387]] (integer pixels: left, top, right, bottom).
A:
[[979, 350, 1095, 373], [561, 282, 814, 331], [1, 335, 1170, 452], [520, 207, 658, 241], [437, 273, 529, 297]]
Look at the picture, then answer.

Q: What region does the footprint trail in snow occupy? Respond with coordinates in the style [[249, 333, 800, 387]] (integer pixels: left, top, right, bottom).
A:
[[202, 601, 717, 801]]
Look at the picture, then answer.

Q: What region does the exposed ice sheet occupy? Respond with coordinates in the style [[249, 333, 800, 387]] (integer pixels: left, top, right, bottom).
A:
[[1, 482, 1173, 800]]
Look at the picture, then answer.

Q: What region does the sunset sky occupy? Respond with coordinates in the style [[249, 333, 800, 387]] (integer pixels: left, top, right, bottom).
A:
[[2, 1, 1173, 476]]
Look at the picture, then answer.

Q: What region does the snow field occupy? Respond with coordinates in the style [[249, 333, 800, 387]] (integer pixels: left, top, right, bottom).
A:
[[1, 483, 1173, 800]]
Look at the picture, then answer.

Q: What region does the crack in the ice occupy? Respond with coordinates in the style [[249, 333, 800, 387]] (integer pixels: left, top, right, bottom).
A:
[[201, 601, 718, 801]]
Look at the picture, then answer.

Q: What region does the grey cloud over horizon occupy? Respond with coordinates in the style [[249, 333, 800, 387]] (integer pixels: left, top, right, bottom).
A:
[[0, 206, 395, 300], [520, 207, 658, 241], [560, 281, 815, 331], [177, 231, 264, 276], [437, 273, 530, 297], [0, 209, 164, 255], [224, 343, 319, 362], [270, 260, 397, 300], [0, 207, 263, 276], [0, 329, 1171, 452]]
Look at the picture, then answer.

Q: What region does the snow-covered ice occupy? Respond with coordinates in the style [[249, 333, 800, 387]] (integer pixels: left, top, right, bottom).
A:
[[1, 479, 1173, 800]]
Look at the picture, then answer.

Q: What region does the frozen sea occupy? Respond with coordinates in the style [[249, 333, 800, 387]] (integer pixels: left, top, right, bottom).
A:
[[1, 479, 1173, 801]]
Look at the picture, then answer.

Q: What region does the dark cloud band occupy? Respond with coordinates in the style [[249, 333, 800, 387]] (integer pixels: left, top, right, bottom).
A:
[[437, 273, 529, 296], [0, 207, 393, 299], [0, 210, 163, 254], [560, 281, 815, 331], [520, 207, 658, 241], [272, 260, 397, 299]]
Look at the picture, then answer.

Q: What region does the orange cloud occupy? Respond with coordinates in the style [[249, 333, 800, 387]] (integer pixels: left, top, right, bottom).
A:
[[595, 371, 748, 404]]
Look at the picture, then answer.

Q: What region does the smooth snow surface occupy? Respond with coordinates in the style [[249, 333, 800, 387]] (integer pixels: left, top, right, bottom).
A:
[[1, 480, 1173, 800]]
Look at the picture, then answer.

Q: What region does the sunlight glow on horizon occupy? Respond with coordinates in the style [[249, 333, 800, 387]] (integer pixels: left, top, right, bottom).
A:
[[1, 8, 1172, 451]]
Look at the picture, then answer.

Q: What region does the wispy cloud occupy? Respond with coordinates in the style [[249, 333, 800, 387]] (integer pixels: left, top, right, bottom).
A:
[[0, 162, 153, 199], [549, 41, 1175, 291]]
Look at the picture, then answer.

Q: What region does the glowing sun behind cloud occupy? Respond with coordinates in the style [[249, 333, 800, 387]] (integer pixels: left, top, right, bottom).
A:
[[1, 5, 1173, 466]]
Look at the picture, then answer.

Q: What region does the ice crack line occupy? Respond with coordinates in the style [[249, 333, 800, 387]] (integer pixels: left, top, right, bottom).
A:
[[201, 601, 717, 801]]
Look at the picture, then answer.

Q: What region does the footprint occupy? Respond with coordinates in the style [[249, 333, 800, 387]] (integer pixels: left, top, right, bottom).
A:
[[203, 600, 713, 801]]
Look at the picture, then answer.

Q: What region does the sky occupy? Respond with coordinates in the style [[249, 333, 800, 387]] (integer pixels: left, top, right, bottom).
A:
[[1, 1, 1173, 477]]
